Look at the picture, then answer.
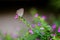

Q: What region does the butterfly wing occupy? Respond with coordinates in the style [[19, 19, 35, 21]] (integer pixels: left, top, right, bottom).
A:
[[16, 8, 24, 17]]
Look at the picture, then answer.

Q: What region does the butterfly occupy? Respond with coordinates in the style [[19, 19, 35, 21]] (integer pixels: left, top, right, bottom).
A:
[[16, 8, 24, 17]]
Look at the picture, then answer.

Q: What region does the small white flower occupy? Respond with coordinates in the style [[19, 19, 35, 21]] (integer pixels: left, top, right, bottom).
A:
[[47, 25, 51, 27], [16, 8, 24, 17], [40, 27, 44, 30]]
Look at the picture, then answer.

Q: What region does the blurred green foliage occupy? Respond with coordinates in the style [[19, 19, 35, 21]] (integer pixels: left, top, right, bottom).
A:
[[29, 8, 38, 16], [50, 0, 60, 8], [49, 0, 60, 12]]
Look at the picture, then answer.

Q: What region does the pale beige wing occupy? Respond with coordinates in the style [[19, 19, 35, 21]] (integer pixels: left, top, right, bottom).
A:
[[16, 8, 24, 17]]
